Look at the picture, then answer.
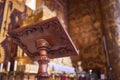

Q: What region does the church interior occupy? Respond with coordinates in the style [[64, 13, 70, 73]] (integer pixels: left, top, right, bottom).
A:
[[0, 0, 120, 80]]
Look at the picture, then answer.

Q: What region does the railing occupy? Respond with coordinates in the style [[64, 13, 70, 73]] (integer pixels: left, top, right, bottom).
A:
[[0, 72, 37, 80]]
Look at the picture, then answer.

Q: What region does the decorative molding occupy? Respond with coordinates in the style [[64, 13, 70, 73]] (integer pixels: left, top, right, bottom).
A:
[[9, 17, 78, 59]]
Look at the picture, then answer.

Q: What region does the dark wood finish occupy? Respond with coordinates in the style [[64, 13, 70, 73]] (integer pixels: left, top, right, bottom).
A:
[[8, 17, 78, 80], [9, 17, 78, 59], [36, 39, 50, 80]]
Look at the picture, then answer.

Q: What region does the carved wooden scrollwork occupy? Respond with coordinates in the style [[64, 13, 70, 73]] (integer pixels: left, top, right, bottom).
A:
[[9, 17, 78, 60]]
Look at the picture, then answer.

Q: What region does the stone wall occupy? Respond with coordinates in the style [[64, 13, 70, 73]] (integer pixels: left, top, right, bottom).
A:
[[100, 0, 120, 79], [68, 0, 107, 76]]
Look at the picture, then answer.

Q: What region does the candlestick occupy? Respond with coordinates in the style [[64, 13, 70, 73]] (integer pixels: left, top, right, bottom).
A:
[[7, 61, 11, 72], [0, 63, 3, 72], [14, 61, 17, 71]]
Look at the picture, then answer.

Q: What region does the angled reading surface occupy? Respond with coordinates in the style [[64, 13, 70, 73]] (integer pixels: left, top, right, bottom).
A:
[[9, 17, 78, 59]]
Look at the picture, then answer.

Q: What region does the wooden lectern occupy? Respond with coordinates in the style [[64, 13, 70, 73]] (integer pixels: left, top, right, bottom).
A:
[[8, 17, 78, 80]]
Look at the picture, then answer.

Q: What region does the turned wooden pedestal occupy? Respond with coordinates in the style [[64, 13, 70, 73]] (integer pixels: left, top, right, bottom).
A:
[[36, 39, 50, 80], [9, 17, 78, 80]]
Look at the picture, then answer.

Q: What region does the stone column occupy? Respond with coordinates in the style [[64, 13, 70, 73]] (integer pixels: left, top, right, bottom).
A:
[[100, 0, 120, 80]]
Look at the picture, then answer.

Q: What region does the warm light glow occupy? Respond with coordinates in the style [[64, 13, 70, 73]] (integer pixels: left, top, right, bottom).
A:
[[41, 3, 56, 20], [25, 0, 36, 10], [89, 69, 92, 74], [77, 61, 82, 66], [25, 64, 39, 73]]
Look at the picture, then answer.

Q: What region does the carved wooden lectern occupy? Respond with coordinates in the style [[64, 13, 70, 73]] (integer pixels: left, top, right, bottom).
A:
[[9, 17, 78, 80]]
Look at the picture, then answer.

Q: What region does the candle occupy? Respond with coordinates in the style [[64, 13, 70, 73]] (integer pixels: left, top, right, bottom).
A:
[[0, 63, 3, 72], [7, 61, 11, 72], [14, 61, 17, 71]]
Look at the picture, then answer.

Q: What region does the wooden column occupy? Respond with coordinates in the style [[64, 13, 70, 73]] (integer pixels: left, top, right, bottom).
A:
[[36, 39, 50, 80]]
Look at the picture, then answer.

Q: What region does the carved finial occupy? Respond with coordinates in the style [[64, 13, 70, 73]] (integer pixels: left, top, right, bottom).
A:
[[36, 39, 50, 50]]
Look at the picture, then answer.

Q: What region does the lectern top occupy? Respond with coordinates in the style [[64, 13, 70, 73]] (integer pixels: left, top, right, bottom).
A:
[[9, 17, 78, 59]]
